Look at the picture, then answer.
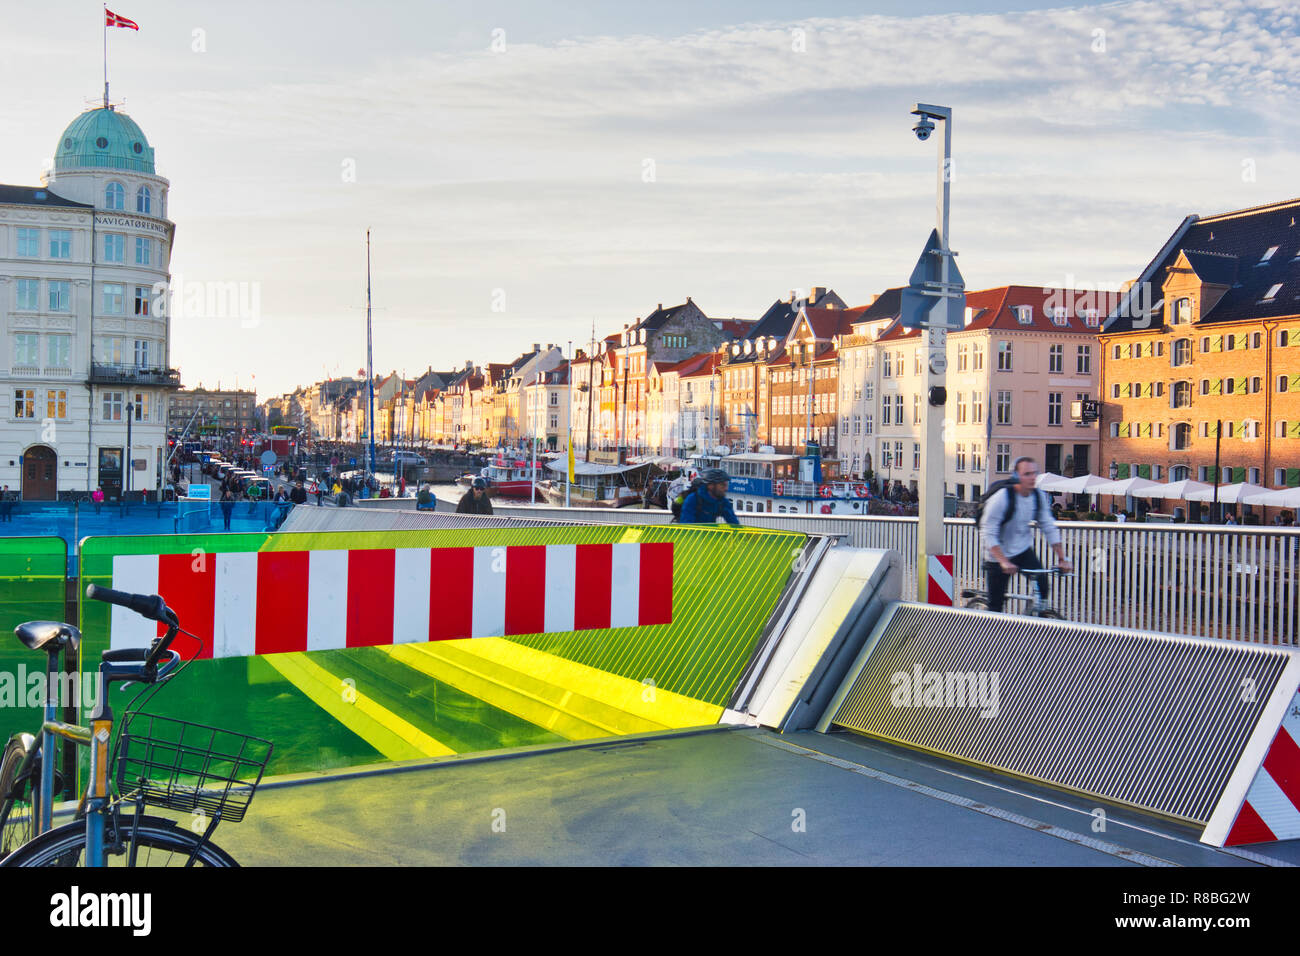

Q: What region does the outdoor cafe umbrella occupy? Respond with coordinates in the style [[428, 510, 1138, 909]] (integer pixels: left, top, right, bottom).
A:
[[1094, 476, 1163, 496], [1184, 482, 1268, 504], [1245, 487, 1300, 509], [1050, 473, 1114, 494], [1142, 479, 1211, 500], [1031, 472, 1067, 491]]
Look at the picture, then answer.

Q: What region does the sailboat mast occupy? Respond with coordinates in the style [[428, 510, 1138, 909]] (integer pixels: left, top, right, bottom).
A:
[[366, 230, 377, 478]]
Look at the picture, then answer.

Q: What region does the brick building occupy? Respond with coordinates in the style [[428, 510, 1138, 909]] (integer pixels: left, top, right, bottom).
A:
[[1100, 197, 1300, 515]]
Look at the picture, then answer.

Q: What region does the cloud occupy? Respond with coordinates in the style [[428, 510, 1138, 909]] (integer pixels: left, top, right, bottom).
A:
[[14, 0, 1292, 397]]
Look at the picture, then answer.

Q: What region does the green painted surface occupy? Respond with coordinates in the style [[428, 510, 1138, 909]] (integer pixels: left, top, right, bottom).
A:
[[64, 525, 802, 777], [0, 537, 68, 746]]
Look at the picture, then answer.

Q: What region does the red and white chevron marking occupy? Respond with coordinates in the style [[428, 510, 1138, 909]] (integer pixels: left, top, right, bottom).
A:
[[1223, 690, 1300, 846], [107, 542, 674, 659], [926, 554, 954, 606]]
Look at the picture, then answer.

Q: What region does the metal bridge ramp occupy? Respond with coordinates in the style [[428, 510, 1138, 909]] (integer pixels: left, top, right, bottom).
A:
[[817, 602, 1299, 839]]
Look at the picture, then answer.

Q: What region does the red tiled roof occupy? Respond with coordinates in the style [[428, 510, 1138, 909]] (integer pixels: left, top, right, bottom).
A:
[[961, 285, 1102, 334], [676, 353, 724, 378]]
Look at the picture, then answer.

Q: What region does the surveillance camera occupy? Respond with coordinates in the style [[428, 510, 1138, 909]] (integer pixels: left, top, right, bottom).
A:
[[913, 116, 935, 141]]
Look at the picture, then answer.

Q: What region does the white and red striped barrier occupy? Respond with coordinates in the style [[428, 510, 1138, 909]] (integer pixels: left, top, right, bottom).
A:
[[107, 542, 674, 659], [926, 554, 954, 606], [1217, 689, 1300, 846]]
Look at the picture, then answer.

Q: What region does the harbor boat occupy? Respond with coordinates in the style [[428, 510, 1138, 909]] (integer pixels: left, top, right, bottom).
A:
[[539, 457, 653, 508], [691, 449, 881, 516], [456, 456, 548, 498]]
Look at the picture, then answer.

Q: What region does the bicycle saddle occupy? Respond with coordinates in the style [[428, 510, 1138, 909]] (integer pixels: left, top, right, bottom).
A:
[[14, 621, 81, 654]]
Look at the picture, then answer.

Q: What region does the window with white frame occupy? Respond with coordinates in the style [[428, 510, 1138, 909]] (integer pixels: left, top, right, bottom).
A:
[[894, 394, 903, 424], [1049, 344, 1063, 373], [913, 442, 920, 471], [135, 237, 151, 266], [134, 340, 150, 367], [46, 389, 67, 419], [14, 388, 36, 419], [996, 390, 1012, 425], [103, 233, 125, 263], [995, 443, 1011, 473], [997, 341, 1013, 370], [133, 392, 149, 421], [956, 392, 967, 424], [1014, 306, 1033, 324], [13, 334, 38, 367], [864, 413, 873, 435], [971, 444, 983, 472], [102, 284, 125, 314], [48, 280, 71, 312], [1076, 345, 1091, 374], [136, 186, 152, 214], [16, 278, 39, 311], [973, 347, 983, 370], [912, 393, 921, 425], [1048, 393, 1062, 426], [105, 182, 125, 210], [48, 230, 71, 259], [972, 391, 983, 424], [17, 228, 39, 257], [956, 443, 966, 471], [47, 335, 70, 368], [102, 391, 124, 421], [957, 344, 968, 371], [133, 286, 150, 316]]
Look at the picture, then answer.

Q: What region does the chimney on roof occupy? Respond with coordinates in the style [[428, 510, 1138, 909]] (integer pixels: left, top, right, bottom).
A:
[[657, 303, 662, 311], [686, 296, 692, 304], [811, 287, 826, 303], [533, 342, 540, 352]]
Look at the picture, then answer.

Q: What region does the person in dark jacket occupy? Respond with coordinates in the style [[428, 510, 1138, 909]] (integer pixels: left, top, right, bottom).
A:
[[289, 480, 308, 505], [457, 477, 494, 515], [219, 488, 236, 531], [680, 469, 739, 526]]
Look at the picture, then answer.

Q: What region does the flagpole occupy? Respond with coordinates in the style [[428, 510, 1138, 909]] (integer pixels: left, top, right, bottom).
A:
[[103, 4, 109, 108]]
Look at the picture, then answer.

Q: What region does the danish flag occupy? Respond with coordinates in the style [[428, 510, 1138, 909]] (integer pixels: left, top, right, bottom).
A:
[[107, 542, 675, 659], [105, 9, 139, 30]]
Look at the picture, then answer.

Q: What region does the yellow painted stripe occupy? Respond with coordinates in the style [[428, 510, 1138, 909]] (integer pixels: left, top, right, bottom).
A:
[[262, 652, 455, 760], [381, 638, 722, 740]]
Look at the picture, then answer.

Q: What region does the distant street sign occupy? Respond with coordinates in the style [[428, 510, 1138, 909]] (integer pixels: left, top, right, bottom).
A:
[[260, 450, 277, 466], [899, 228, 965, 330], [350, 458, 357, 467], [187, 485, 211, 500]]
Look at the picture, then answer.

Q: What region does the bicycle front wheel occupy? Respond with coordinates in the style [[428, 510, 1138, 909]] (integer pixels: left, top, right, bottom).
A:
[[0, 735, 38, 858], [0, 814, 238, 867]]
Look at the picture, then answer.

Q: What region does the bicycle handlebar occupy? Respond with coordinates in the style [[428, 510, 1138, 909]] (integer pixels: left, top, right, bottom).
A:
[[86, 584, 179, 673], [1020, 567, 1072, 576]]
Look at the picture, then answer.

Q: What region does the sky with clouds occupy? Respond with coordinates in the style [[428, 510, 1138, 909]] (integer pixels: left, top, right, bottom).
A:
[[2, 0, 1297, 398]]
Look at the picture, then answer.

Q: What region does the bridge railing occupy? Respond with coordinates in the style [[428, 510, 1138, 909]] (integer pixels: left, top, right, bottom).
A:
[[474, 502, 1300, 645]]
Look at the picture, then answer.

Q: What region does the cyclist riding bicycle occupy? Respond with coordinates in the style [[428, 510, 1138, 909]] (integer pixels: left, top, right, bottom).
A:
[[979, 456, 1072, 612], [680, 468, 740, 526]]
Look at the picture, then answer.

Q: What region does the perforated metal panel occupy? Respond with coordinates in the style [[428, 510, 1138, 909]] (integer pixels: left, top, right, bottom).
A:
[[825, 603, 1293, 824]]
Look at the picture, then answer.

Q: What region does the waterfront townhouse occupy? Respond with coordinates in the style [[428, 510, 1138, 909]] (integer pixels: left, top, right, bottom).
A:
[[1100, 197, 1300, 508]]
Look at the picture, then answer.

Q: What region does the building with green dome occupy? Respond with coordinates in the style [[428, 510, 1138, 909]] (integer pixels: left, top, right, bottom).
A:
[[0, 106, 176, 502]]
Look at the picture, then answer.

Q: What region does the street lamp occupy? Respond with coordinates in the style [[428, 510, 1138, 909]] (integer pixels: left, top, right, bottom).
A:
[[909, 102, 955, 601], [125, 400, 134, 502], [1108, 460, 1118, 481]]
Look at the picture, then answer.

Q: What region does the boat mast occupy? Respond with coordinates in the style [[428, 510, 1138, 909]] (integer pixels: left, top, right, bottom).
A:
[[366, 230, 377, 479]]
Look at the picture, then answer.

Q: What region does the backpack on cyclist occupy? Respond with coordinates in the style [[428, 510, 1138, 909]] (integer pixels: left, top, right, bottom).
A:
[[974, 478, 1045, 537], [670, 477, 706, 521]]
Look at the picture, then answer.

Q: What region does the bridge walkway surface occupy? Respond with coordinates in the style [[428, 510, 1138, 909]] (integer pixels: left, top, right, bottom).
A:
[[207, 726, 1296, 867]]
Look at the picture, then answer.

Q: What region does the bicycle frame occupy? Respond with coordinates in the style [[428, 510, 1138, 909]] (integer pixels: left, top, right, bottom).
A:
[[19, 640, 181, 865]]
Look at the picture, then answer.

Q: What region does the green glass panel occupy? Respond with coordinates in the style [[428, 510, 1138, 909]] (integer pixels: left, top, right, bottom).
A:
[[0, 537, 67, 746]]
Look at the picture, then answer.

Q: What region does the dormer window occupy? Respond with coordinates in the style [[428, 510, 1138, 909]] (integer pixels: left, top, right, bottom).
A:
[[1083, 309, 1099, 328], [1050, 307, 1068, 326], [1258, 246, 1278, 265], [1014, 306, 1033, 325], [1261, 283, 1283, 303], [1173, 298, 1192, 325]]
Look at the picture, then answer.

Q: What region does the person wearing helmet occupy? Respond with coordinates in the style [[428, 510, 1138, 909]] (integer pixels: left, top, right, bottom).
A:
[[457, 476, 494, 515], [680, 468, 739, 526]]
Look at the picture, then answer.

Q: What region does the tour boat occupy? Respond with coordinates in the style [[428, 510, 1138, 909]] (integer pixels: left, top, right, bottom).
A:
[[456, 457, 547, 498]]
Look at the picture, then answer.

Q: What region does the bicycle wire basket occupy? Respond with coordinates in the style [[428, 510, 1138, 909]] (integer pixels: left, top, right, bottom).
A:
[[113, 713, 273, 823]]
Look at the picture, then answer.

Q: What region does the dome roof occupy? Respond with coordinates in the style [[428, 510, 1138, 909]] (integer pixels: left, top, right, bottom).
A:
[[53, 107, 155, 174]]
